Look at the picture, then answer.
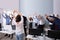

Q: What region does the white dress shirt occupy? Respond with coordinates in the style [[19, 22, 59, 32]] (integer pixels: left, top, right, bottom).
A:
[[12, 16, 24, 35], [33, 16, 38, 23], [38, 19, 45, 25]]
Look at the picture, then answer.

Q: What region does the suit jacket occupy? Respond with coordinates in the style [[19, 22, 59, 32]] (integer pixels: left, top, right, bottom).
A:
[[23, 16, 27, 27]]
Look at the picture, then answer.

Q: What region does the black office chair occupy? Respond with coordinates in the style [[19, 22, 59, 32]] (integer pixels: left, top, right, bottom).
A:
[[29, 23, 44, 37], [29, 28, 42, 36], [37, 25, 45, 33], [29, 22, 33, 28], [47, 30, 60, 40], [12, 25, 16, 30], [0, 23, 2, 31]]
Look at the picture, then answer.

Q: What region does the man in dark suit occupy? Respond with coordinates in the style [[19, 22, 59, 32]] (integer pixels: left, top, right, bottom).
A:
[[45, 15, 60, 30], [23, 16, 28, 36]]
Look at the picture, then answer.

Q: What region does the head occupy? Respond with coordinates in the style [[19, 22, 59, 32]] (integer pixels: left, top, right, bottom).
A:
[[15, 15, 21, 22], [29, 17, 33, 21], [48, 17, 55, 22], [37, 15, 42, 19]]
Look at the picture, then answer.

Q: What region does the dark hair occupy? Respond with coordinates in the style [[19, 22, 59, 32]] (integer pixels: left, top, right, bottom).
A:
[[29, 17, 33, 21], [15, 15, 21, 22]]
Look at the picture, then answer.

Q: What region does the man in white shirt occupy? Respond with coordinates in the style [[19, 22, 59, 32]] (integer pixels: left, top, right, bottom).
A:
[[37, 15, 45, 33], [33, 16, 38, 29]]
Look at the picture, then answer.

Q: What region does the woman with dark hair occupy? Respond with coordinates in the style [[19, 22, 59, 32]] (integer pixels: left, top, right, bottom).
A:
[[13, 14, 25, 40]]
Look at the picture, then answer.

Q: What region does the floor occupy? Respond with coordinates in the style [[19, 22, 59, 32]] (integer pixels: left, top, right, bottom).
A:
[[0, 33, 55, 40], [0, 33, 16, 40]]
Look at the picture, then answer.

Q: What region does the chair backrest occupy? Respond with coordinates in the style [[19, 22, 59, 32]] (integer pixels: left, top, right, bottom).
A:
[[12, 25, 16, 30], [48, 30, 60, 39], [29, 28, 43, 36], [29, 22, 33, 28], [0, 23, 2, 31], [0, 23, 1, 28]]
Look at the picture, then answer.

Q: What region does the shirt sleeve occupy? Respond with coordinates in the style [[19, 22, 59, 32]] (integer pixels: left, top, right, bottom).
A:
[[12, 18, 16, 25]]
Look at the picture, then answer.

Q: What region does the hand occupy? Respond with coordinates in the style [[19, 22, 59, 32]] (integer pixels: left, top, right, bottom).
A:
[[45, 14, 49, 18]]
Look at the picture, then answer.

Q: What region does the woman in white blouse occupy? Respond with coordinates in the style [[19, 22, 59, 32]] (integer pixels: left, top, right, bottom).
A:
[[12, 13, 24, 40]]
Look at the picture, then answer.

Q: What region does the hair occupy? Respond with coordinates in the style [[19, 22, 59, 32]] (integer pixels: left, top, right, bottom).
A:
[[15, 15, 21, 22], [29, 17, 33, 21]]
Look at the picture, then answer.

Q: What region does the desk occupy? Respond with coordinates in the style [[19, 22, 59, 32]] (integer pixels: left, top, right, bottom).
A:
[[0, 25, 15, 40], [0, 24, 15, 40], [26, 35, 38, 40], [0, 30, 15, 40], [26, 35, 45, 40], [0, 30, 15, 34]]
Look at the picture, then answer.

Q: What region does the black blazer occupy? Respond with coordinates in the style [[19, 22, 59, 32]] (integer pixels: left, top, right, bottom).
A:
[[23, 16, 27, 27]]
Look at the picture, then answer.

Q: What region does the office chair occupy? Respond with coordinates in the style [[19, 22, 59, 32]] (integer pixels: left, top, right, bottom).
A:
[[0, 23, 2, 31], [47, 30, 60, 40]]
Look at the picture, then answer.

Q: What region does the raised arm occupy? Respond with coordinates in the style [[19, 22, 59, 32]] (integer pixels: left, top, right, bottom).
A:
[[2, 14, 6, 18]]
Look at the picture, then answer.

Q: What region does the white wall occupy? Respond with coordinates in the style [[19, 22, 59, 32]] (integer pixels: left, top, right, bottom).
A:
[[0, 0, 53, 17], [0, 0, 19, 10], [54, 0, 60, 15], [1, 0, 60, 23], [0, 0, 60, 18], [19, 0, 53, 17]]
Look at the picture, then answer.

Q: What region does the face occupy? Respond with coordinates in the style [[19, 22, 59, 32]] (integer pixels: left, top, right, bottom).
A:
[[48, 17, 54, 22]]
